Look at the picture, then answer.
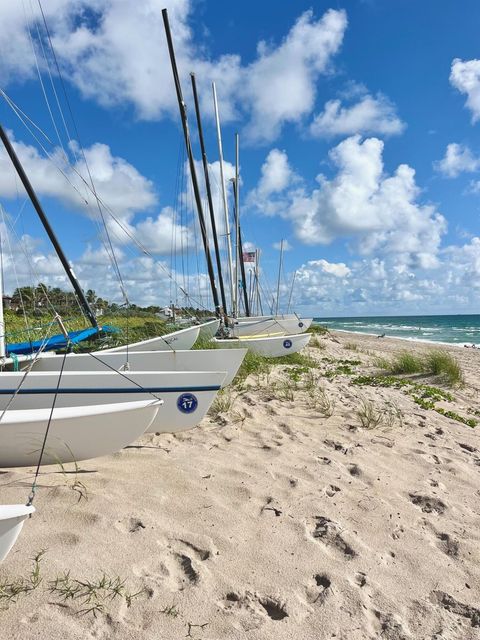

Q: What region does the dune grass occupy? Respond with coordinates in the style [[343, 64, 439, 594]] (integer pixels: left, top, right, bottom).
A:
[[378, 349, 464, 386], [424, 350, 464, 385], [386, 351, 424, 375], [307, 324, 329, 335]]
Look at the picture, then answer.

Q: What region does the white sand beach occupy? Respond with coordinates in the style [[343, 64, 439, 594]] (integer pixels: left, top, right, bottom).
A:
[[1, 331, 479, 639]]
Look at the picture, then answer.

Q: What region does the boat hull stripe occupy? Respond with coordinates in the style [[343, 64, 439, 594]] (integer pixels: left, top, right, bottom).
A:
[[0, 386, 220, 394]]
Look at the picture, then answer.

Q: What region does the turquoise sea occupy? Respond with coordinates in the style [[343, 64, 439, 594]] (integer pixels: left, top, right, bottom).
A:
[[314, 315, 480, 347]]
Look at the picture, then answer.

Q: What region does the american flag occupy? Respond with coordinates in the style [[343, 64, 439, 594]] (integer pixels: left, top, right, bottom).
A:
[[242, 251, 256, 262]]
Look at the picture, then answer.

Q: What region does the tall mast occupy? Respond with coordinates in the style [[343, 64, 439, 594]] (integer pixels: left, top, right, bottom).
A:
[[0, 236, 5, 358], [233, 133, 240, 317], [255, 249, 262, 316], [286, 269, 297, 314], [162, 9, 220, 315], [231, 177, 250, 317], [190, 73, 227, 314], [275, 239, 285, 316], [0, 124, 98, 328], [212, 82, 234, 314]]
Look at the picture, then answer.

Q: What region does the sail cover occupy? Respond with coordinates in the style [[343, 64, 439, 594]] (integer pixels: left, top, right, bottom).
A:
[[6, 325, 118, 356]]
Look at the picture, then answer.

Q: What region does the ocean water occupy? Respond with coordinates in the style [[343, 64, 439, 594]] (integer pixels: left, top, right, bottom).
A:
[[313, 315, 480, 347]]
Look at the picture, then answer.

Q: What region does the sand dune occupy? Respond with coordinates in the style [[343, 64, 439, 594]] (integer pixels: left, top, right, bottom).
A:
[[1, 331, 479, 639]]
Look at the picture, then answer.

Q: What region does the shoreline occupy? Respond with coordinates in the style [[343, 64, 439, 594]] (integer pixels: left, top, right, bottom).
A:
[[324, 327, 480, 349]]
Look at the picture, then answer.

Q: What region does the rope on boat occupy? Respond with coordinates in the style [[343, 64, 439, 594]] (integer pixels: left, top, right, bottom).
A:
[[26, 349, 69, 507]]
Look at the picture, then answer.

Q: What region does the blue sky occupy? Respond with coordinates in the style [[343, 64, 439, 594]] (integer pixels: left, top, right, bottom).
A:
[[1, 0, 480, 316]]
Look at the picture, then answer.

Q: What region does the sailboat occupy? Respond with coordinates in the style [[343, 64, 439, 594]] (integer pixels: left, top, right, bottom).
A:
[[0, 504, 35, 563], [231, 315, 312, 337], [102, 324, 201, 353], [26, 346, 247, 387], [0, 397, 161, 560], [0, 398, 162, 468], [162, 14, 310, 357], [0, 370, 225, 433]]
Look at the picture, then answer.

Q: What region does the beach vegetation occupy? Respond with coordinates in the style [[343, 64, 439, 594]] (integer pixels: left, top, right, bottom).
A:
[[208, 389, 235, 419], [192, 335, 218, 350], [306, 385, 335, 416], [269, 352, 317, 368], [375, 349, 464, 387], [0, 550, 45, 607], [309, 336, 325, 349], [423, 350, 464, 386], [56, 458, 89, 502], [322, 358, 362, 378], [285, 365, 311, 384], [161, 603, 180, 617], [233, 351, 271, 386], [277, 380, 296, 401], [308, 324, 329, 335], [373, 355, 390, 369], [48, 571, 145, 616], [356, 398, 403, 430], [344, 342, 359, 351], [434, 408, 476, 428], [356, 399, 384, 429], [387, 351, 424, 375], [352, 375, 476, 427]]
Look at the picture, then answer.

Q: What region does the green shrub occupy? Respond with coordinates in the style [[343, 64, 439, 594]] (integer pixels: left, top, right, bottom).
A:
[[308, 324, 329, 335], [387, 351, 424, 374], [424, 350, 464, 386]]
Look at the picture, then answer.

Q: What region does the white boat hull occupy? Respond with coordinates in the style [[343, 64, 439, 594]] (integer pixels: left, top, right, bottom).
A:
[[102, 324, 200, 353], [0, 504, 35, 563], [30, 349, 247, 387], [197, 319, 220, 340], [214, 332, 311, 357], [0, 400, 161, 468], [231, 316, 312, 336], [0, 371, 225, 434]]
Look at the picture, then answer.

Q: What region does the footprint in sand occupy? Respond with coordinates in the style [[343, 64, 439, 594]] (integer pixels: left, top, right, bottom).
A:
[[305, 574, 331, 604], [310, 516, 356, 559], [368, 609, 410, 640], [354, 571, 367, 587], [261, 497, 282, 517], [347, 463, 362, 477], [145, 536, 216, 592], [457, 442, 476, 454], [431, 591, 480, 628], [436, 532, 459, 557], [323, 439, 347, 452], [409, 493, 446, 514], [325, 484, 341, 497], [222, 591, 288, 624]]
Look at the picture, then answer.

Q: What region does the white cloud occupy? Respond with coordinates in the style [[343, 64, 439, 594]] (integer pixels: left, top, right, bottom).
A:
[[0, 3, 347, 144], [249, 135, 446, 269], [0, 132, 198, 257], [256, 150, 296, 198], [307, 259, 350, 277], [434, 143, 480, 177], [0, 133, 157, 221], [130, 206, 192, 255], [310, 93, 405, 138], [247, 149, 299, 216], [240, 9, 348, 142], [290, 239, 480, 315], [450, 58, 480, 123]]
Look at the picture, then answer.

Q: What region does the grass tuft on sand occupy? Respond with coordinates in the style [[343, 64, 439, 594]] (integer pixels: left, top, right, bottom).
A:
[[378, 349, 464, 386]]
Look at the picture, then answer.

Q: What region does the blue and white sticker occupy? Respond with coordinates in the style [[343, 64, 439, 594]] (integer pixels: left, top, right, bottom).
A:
[[177, 393, 198, 414], [283, 339, 293, 349]]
